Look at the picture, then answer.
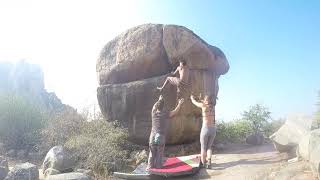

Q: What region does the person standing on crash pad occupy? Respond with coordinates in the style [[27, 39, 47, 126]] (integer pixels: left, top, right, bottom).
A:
[[190, 95, 216, 168], [147, 95, 184, 170]]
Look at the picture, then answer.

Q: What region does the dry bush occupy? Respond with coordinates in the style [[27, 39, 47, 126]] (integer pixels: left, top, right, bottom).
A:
[[41, 108, 139, 178], [215, 119, 252, 143], [65, 119, 134, 178], [40, 108, 85, 153]]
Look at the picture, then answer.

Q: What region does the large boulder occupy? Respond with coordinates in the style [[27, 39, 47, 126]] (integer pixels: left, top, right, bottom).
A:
[[270, 114, 313, 153], [309, 129, 320, 179], [97, 24, 229, 145], [42, 146, 75, 177], [0, 157, 8, 180], [4, 162, 38, 180], [163, 25, 229, 75], [296, 132, 311, 160], [45, 172, 90, 180], [97, 24, 170, 85]]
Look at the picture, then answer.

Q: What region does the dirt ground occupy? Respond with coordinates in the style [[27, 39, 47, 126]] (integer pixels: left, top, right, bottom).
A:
[[172, 143, 314, 180]]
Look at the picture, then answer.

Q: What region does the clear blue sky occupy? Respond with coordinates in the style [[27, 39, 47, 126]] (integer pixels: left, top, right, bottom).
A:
[[0, 0, 319, 120]]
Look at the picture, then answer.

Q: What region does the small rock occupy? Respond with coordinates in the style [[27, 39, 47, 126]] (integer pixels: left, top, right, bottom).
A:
[[42, 146, 75, 177], [246, 132, 264, 145], [5, 162, 39, 180], [0, 157, 9, 180], [45, 172, 90, 180], [215, 143, 225, 151]]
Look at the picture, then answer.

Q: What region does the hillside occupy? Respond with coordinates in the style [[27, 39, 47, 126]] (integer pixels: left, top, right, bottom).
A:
[[0, 61, 65, 112]]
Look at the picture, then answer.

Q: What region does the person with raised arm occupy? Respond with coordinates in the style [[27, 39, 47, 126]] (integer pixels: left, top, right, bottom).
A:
[[190, 95, 216, 168], [147, 95, 184, 169]]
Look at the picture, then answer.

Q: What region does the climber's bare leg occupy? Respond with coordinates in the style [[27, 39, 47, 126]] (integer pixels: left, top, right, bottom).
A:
[[157, 78, 169, 91]]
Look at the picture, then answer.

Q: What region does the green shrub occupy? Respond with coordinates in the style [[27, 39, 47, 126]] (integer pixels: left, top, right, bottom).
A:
[[242, 104, 271, 134], [0, 94, 45, 150], [215, 119, 252, 143], [216, 105, 282, 143], [65, 119, 133, 178], [41, 109, 139, 178]]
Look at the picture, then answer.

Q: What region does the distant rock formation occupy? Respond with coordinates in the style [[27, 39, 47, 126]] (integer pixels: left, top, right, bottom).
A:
[[0, 61, 65, 112], [96, 24, 229, 145]]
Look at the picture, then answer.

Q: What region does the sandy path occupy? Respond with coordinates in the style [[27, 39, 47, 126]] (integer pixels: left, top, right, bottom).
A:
[[172, 143, 314, 180]]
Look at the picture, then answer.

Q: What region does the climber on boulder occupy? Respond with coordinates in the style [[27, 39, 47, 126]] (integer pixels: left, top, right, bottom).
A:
[[157, 60, 190, 96]]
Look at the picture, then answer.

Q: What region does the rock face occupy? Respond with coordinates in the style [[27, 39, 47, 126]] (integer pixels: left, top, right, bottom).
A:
[[246, 132, 264, 145], [97, 24, 229, 145], [45, 172, 90, 180], [0, 157, 8, 180], [5, 162, 38, 180], [296, 132, 311, 160], [270, 114, 312, 153], [42, 146, 75, 177], [309, 129, 320, 179]]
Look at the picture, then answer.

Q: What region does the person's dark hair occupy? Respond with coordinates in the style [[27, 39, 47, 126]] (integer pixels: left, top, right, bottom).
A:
[[203, 95, 213, 105], [179, 59, 187, 66]]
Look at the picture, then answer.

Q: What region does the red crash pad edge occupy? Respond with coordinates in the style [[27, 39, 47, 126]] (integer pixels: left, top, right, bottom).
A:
[[149, 155, 201, 177]]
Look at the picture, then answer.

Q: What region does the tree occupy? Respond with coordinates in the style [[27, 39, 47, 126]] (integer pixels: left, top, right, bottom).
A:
[[0, 94, 45, 150], [242, 104, 271, 134]]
